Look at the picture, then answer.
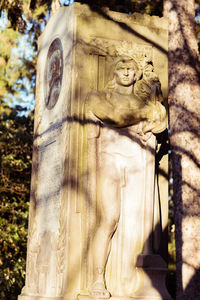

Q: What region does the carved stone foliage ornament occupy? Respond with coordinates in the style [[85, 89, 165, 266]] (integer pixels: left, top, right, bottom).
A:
[[89, 38, 152, 68], [45, 38, 63, 109], [87, 38, 162, 101]]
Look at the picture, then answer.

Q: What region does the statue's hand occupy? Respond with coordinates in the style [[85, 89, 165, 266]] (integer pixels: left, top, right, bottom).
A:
[[142, 101, 167, 134], [145, 101, 161, 122]]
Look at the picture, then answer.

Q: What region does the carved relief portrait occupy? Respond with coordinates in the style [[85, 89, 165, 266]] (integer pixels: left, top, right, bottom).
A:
[[45, 38, 63, 110]]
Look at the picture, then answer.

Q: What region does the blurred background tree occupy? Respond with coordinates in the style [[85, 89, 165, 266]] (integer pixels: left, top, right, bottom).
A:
[[195, 0, 200, 57], [0, 0, 199, 299], [0, 1, 49, 298], [0, 103, 33, 299]]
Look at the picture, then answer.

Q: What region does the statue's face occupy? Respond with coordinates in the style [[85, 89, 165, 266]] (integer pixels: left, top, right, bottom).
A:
[[114, 61, 136, 86]]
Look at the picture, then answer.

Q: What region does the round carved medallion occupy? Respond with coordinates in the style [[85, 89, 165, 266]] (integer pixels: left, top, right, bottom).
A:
[[45, 38, 63, 109]]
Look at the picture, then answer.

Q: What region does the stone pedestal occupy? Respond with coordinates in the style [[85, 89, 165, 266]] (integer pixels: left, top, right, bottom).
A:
[[18, 4, 169, 300], [134, 255, 171, 299], [78, 297, 137, 300], [19, 297, 63, 300]]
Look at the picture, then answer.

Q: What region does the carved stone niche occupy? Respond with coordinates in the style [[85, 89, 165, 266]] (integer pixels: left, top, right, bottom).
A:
[[18, 3, 170, 300]]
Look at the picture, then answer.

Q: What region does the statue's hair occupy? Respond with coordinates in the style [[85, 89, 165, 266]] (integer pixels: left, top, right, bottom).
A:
[[105, 56, 141, 92]]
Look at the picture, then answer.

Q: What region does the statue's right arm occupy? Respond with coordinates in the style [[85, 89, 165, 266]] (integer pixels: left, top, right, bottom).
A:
[[85, 91, 149, 128]]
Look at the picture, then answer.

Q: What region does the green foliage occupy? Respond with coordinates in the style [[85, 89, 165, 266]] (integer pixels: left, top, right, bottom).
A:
[[0, 26, 19, 101], [0, 0, 48, 32], [0, 25, 36, 105], [0, 7, 50, 297], [0, 1, 51, 108], [0, 103, 33, 299], [168, 205, 176, 272]]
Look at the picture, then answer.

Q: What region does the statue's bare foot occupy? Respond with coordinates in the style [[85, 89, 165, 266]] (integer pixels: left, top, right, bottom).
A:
[[90, 280, 111, 299]]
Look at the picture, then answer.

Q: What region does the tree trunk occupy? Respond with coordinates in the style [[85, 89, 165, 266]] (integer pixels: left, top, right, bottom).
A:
[[164, 0, 200, 299]]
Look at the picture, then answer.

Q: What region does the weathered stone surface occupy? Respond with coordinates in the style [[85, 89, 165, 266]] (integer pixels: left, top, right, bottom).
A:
[[18, 6, 74, 300], [18, 3, 169, 300]]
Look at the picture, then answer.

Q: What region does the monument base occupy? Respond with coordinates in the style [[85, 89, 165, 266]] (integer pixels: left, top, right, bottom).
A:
[[78, 296, 135, 300], [78, 295, 169, 300], [78, 255, 172, 300], [18, 295, 64, 300], [133, 254, 172, 300]]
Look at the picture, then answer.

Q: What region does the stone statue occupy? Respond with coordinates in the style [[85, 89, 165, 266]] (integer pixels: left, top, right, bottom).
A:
[[84, 56, 167, 299]]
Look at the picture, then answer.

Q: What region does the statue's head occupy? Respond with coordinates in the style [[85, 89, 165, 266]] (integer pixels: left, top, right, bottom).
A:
[[106, 56, 141, 91]]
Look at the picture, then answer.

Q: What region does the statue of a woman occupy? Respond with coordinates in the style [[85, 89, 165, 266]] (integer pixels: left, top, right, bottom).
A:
[[84, 56, 167, 299]]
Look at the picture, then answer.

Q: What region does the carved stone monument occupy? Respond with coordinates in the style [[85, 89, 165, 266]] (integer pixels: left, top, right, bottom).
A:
[[18, 4, 170, 300]]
